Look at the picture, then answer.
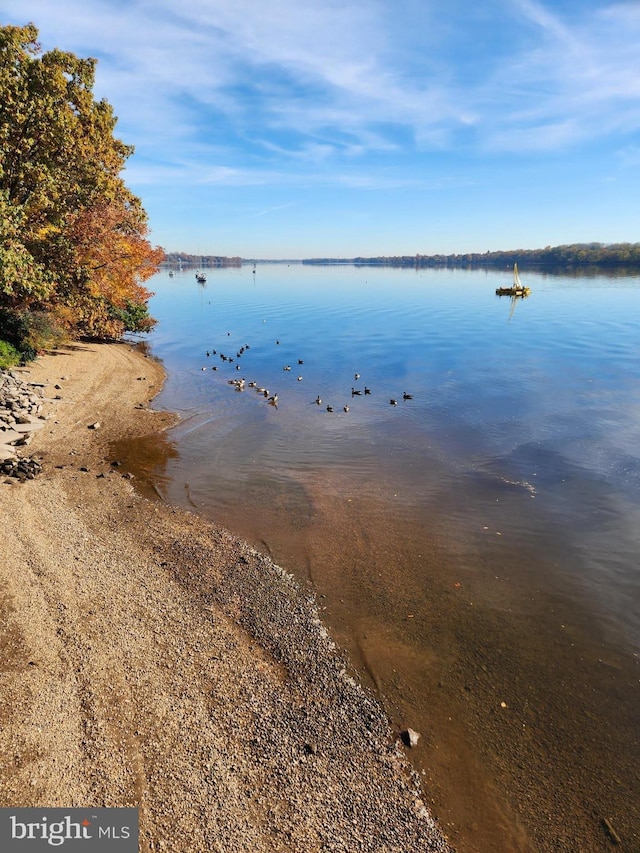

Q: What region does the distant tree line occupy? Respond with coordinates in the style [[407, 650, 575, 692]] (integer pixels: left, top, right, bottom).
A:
[[302, 243, 640, 270], [163, 253, 242, 268], [0, 23, 163, 367]]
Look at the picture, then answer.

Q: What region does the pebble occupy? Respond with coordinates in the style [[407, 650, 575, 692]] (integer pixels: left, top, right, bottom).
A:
[[401, 728, 421, 748]]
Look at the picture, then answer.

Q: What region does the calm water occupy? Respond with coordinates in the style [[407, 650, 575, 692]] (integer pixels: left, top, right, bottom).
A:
[[145, 264, 640, 646], [132, 264, 640, 850]]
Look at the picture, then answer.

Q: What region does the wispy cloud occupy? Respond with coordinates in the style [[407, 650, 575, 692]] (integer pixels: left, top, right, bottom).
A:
[[248, 202, 299, 219], [5, 0, 640, 170], [480, 0, 640, 150]]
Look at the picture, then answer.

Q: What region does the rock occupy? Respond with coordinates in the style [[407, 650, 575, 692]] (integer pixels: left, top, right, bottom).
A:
[[0, 456, 42, 480], [400, 728, 421, 748], [88, 421, 101, 430], [13, 421, 44, 433], [0, 444, 17, 461], [0, 370, 59, 480]]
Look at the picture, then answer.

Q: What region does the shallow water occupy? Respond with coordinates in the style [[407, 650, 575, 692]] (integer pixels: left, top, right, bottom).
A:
[[133, 264, 640, 851], [146, 265, 640, 644]]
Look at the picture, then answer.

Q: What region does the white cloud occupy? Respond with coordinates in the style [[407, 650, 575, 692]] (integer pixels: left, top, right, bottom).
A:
[[481, 0, 640, 150], [4, 0, 640, 168]]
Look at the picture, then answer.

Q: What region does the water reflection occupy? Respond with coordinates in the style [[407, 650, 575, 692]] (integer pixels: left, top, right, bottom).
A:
[[140, 264, 640, 851]]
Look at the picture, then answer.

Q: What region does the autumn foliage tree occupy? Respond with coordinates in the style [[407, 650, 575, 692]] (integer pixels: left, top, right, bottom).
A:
[[0, 22, 163, 359]]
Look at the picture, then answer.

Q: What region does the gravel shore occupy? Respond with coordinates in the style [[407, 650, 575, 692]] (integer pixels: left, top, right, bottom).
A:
[[0, 342, 452, 852]]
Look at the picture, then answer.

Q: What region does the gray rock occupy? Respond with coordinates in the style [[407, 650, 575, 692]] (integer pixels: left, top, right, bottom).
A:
[[0, 369, 59, 481], [13, 422, 44, 433], [400, 728, 421, 748]]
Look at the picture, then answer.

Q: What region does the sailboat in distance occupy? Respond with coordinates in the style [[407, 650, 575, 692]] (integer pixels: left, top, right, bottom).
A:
[[496, 263, 530, 297]]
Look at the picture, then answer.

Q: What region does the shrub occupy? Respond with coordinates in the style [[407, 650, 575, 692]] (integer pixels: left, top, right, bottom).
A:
[[0, 339, 20, 370], [0, 307, 67, 361]]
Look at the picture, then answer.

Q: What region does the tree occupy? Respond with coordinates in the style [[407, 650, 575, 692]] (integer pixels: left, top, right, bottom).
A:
[[0, 23, 163, 354]]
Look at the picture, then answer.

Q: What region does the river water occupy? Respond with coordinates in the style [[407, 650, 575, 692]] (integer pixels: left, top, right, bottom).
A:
[[124, 264, 640, 852]]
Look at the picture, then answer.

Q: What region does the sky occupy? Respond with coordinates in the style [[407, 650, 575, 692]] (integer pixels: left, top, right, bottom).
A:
[[4, 0, 640, 258]]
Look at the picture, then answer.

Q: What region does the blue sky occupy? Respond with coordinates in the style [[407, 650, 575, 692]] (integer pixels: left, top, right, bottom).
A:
[[4, 0, 640, 258]]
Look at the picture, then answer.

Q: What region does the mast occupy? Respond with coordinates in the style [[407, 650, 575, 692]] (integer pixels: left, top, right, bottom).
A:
[[514, 263, 521, 288]]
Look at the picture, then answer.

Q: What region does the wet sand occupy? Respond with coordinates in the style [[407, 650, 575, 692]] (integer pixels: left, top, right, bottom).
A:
[[0, 343, 451, 852]]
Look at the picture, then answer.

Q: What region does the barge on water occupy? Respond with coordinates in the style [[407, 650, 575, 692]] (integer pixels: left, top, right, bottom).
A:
[[496, 263, 530, 297]]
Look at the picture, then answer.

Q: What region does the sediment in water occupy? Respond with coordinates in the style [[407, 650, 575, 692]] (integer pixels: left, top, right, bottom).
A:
[[0, 343, 452, 852]]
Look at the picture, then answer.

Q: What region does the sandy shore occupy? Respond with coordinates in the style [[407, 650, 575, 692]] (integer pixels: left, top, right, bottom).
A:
[[0, 342, 452, 852]]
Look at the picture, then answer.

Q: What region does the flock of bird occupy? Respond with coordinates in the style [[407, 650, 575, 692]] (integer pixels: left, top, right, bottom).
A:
[[201, 334, 414, 413]]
